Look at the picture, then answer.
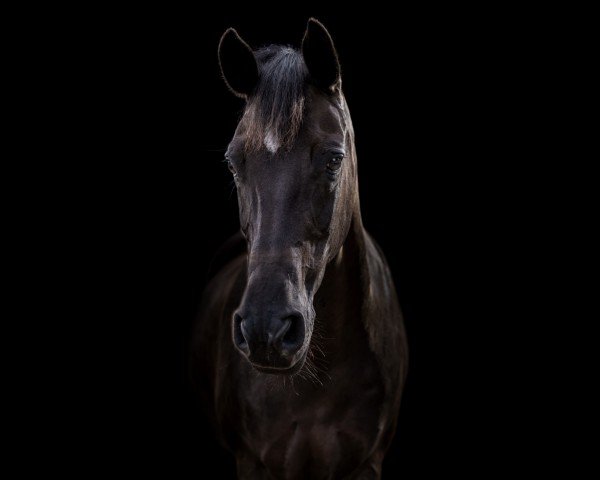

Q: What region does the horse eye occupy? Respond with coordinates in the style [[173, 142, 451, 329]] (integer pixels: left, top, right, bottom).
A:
[[327, 155, 344, 172]]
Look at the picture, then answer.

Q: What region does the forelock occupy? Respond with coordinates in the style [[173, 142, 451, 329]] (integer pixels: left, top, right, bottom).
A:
[[243, 46, 308, 153]]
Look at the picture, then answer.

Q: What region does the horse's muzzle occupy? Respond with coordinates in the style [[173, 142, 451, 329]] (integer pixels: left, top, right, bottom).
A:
[[233, 310, 306, 372]]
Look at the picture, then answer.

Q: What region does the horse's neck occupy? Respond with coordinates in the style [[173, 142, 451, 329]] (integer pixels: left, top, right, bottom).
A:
[[314, 212, 369, 350]]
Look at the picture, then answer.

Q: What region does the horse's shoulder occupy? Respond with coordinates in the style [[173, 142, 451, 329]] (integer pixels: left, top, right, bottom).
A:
[[206, 231, 247, 281], [201, 243, 247, 322], [193, 233, 247, 354], [191, 236, 247, 415]]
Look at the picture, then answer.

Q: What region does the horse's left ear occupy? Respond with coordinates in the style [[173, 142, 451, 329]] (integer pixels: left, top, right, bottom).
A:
[[301, 18, 341, 92]]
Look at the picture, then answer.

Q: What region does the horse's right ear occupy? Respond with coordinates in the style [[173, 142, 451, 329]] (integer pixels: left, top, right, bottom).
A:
[[218, 28, 258, 99]]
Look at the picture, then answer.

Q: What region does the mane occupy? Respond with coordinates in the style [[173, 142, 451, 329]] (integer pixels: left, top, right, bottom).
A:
[[244, 46, 308, 152]]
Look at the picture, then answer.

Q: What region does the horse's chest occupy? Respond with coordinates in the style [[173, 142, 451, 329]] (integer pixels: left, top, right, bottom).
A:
[[236, 365, 385, 478]]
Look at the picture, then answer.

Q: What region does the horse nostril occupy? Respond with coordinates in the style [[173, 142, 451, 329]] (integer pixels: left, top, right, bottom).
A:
[[269, 315, 302, 357], [233, 313, 249, 354], [280, 314, 305, 354]]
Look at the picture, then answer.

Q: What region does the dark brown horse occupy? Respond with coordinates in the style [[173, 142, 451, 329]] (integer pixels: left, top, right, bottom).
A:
[[191, 19, 408, 479]]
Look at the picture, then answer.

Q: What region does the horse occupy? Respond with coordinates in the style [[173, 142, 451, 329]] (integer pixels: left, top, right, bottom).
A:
[[191, 19, 408, 479]]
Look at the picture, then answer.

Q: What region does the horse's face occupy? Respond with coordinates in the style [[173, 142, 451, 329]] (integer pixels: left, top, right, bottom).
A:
[[227, 91, 353, 373], [219, 20, 353, 373]]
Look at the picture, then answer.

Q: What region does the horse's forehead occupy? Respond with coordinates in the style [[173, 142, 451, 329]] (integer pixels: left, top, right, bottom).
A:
[[263, 130, 280, 154], [261, 101, 342, 154], [232, 93, 343, 155], [307, 93, 344, 135]]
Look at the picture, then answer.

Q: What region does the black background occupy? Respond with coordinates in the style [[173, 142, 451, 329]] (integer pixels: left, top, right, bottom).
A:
[[37, 5, 551, 478]]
